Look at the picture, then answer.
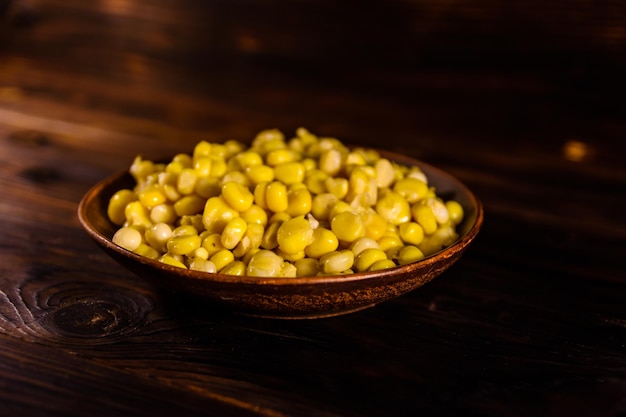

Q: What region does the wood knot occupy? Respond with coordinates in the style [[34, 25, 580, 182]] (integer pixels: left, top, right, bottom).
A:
[[50, 300, 129, 338], [21, 165, 61, 184]]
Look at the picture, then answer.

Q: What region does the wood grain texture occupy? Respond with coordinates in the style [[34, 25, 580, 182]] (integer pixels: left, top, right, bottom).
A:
[[1, 0, 626, 416]]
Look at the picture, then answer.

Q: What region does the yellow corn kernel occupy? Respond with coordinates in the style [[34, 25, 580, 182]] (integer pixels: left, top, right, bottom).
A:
[[124, 201, 152, 228], [419, 225, 458, 256], [310, 193, 337, 221], [222, 181, 254, 212], [377, 235, 404, 252], [278, 249, 306, 262], [345, 150, 367, 167], [274, 162, 305, 185], [294, 257, 320, 277], [325, 177, 348, 199], [328, 200, 352, 221], [269, 212, 291, 224], [286, 187, 312, 217], [201, 233, 225, 257], [331, 211, 365, 243], [180, 214, 204, 231], [349, 237, 379, 256], [224, 140, 245, 157], [265, 181, 288, 213], [112, 226, 143, 251], [162, 183, 181, 202], [369, 259, 396, 271], [361, 210, 388, 240], [281, 262, 298, 277], [319, 250, 354, 274], [305, 227, 339, 259], [397, 245, 425, 265], [425, 198, 450, 224], [145, 223, 172, 251], [319, 148, 343, 176], [246, 249, 284, 277], [221, 217, 248, 249], [130, 156, 155, 182], [277, 216, 314, 254], [138, 186, 167, 209], [266, 148, 297, 166], [445, 200, 464, 225], [193, 140, 212, 159], [177, 168, 197, 195], [240, 204, 268, 226], [194, 247, 209, 260], [354, 248, 388, 272], [346, 167, 377, 206], [189, 258, 217, 273], [245, 223, 265, 249], [245, 164, 275, 185], [167, 234, 201, 256], [302, 158, 317, 172], [159, 254, 187, 269], [406, 166, 428, 184], [393, 178, 428, 204], [220, 261, 246, 276], [132, 243, 160, 260], [108, 189, 137, 226], [374, 158, 395, 188], [193, 157, 213, 177], [209, 156, 227, 177], [253, 182, 269, 209], [411, 203, 438, 235], [208, 143, 226, 158], [174, 195, 205, 216], [232, 236, 251, 258], [236, 151, 263, 169], [210, 249, 235, 271], [375, 191, 411, 225], [398, 222, 425, 246], [261, 220, 282, 250], [149, 203, 177, 224], [202, 196, 239, 234], [304, 169, 329, 195], [221, 171, 250, 187]]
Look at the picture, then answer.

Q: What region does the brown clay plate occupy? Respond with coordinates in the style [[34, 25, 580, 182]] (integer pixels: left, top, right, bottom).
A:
[[78, 150, 483, 319]]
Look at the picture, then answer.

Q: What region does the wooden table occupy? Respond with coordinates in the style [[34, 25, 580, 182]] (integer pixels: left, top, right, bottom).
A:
[[1, 1, 625, 416]]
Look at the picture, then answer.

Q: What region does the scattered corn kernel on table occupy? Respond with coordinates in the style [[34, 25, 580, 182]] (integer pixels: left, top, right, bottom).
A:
[[1, 1, 626, 416]]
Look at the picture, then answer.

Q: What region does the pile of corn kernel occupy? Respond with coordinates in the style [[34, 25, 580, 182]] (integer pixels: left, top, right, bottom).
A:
[[107, 128, 464, 277]]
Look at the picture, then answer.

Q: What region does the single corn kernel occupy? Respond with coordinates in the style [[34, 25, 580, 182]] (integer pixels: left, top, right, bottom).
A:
[[162, 184, 181, 202], [221, 171, 250, 187], [277, 216, 314, 254], [193, 157, 213, 177], [235, 151, 263, 169], [150, 203, 177, 224], [375, 158, 395, 188], [331, 211, 365, 243], [393, 178, 428, 204], [222, 181, 254, 212], [167, 234, 201, 256], [375, 191, 411, 225], [269, 211, 291, 224], [245, 164, 274, 185], [194, 247, 209, 260], [179, 214, 204, 231], [266, 148, 297, 166], [174, 195, 205, 216], [319, 250, 354, 274], [411, 204, 438, 235], [377, 235, 404, 252], [286, 187, 312, 217], [325, 177, 348, 199], [397, 245, 425, 265], [201, 233, 225, 257], [138, 186, 167, 209], [133, 244, 159, 260], [354, 248, 388, 272], [328, 200, 352, 221], [221, 217, 248, 249], [361, 210, 388, 241], [189, 258, 217, 273], [202, 196, 239, 234], [319, 148, 342, 176], [145, 222, 172, 251], [112, 227, 143, 251], [349, 237, 379, 256], [369, 259, 397, 271], [210, 249, 235, 271], [274, 162, 305, 185], [159, 254, 187, 269], [261, 220, 282, 250], [398, 222, 425, 245], [193, 141, 212, 159], [232, 236, 251, 258], [124, 201, 152, 228], [445, 200, 464, 225], [177, 168, 198, 195], [265, 181, 289, 213], [311, 193, 338, 221], [246, 250, 284, 277], [240, 204, 268, 226], [278, 249, 306, 262], [245, 223, 265, 249], [108, 189, 137, 226], [425, 198, 450, 224], [294, 257, 320, 277], [305, 169, 329, 195], [281, 262, 298, 277], [220, 261, 246, 276], [305, 227, 339, 259]]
